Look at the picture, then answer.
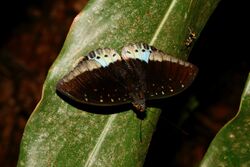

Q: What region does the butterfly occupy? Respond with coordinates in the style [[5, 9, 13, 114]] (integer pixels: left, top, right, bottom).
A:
[[56, 43, 198, 112]]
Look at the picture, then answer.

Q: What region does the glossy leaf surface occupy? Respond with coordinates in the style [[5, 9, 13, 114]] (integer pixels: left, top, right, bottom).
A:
[[18, 0, 220, 166], [200, 73, 250, 167]]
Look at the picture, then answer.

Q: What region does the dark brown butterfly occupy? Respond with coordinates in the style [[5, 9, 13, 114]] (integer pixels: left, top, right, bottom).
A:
[[56, 43, 198, 112]]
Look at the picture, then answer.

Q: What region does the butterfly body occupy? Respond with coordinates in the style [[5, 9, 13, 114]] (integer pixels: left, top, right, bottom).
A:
[[56, 43, 198, 112]]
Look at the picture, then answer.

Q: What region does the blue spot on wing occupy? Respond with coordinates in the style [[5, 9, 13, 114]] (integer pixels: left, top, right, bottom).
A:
[[121, 43, 152, 63], [86, 48, 121, 67], [94, 58, 109, 67], [140, 50, 151, 63]]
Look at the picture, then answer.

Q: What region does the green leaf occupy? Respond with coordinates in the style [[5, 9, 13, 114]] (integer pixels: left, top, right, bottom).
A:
[[200, 73, 250, 167], [18, 0, 220, 166]]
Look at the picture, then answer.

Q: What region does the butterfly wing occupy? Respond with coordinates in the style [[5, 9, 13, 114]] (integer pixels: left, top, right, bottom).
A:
[[121, 43, 198, 100], [145, 48, 198, 99], [56, 48, 131, 106]]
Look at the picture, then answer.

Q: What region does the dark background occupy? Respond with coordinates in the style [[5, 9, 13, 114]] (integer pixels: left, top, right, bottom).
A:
[[0, 0, 249, 167]]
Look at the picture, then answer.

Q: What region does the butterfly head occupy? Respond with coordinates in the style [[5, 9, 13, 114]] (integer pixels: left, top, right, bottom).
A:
[[132, 99, 146, 112], [130, 90, 146, 112]]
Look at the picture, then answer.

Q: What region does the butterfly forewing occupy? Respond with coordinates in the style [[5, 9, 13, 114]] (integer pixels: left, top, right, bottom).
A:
[[145, 49, 198, 100], [56, 49, 131, 106]]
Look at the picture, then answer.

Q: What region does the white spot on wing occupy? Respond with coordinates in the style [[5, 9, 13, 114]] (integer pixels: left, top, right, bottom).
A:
[[171, 57, 178, 63], [121, 43, 151, 62], [162, 54, 171, 62], [179, 60, 185, 65], [73, 57, 85, 68], [72, 68, 81, 76], [92, 48, 121, 67], [78, 63, 89, 73], [185, 62, 190, 67]]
